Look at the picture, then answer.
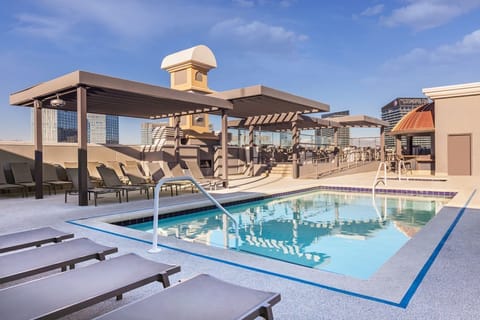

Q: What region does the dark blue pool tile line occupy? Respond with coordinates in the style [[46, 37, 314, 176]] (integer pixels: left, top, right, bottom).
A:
[[113, 186, 456, 227]]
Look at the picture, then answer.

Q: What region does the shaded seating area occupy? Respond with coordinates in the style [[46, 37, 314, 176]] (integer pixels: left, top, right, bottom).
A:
[[65, 168, 122, 206], [0, 167, 25, 197], [97, 166, 150, 201], [43, 164, 72, 194], [10, 162, 51, 196], [0, 227, 281, 319]]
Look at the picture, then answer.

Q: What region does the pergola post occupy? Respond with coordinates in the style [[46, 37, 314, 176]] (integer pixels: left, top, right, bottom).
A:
[[173, 115, 181, 164], [221, 109, 229, 187], [395, 135, 402, 158], [291, 116, 299, 178], [248, 125, 254, 176], [33, 99, 43, 199], [380, 126, 385, 162], [77, 86, 88, 206], [333, 127, 339, 167]]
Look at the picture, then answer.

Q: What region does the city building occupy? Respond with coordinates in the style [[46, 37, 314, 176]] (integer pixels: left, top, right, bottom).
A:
[[381, 98, 429, 150], [140, 122, 169, 145], [34, 109, 119, 144], [317, 110, 350, 147]]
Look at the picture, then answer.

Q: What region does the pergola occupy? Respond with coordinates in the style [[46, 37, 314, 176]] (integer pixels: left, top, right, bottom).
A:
[[210, 85, 330, 177], [9, 70, 232, 205], [323, 115, 389, 161], [10, 72, 331, 204]]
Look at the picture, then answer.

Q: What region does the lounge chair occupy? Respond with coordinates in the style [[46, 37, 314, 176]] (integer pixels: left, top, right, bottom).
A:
[[106, 161, 128, 183], [167, 162, 202, 193], [97, 166, 150, 201], [43, 164, 72, 194], [9, 162, 51, 196], [94, 274, 281, 320], [0, 237, 117, 284], [65, 168, 122, 206], [0, 227, 74, 254], [0, 253, 181, 320], [124, 160, 151, 182], [184, 159, 225, 190], [0, 167, 25, 197]]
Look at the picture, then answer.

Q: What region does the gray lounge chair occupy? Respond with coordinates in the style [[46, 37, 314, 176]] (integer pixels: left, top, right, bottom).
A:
[[184, 159, 225, 190], [43, 164, 72, 195], [106, 161, 128, 183], [168, 162, 205, 192], [0, 237, 117, 284], [10, 162, 51, 196], [0, 227, 74, 254], [0, 167, 25, 197], [94, 274, 281, 320], [0, 253, 181, 320], [97, 166, 150, 201], [65, 168, 122, 206]]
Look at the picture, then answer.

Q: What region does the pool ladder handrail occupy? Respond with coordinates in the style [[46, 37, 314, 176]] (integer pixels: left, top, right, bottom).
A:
[[397, 160, 410, 181], [372, 161, 388, 197], [148, 176, 240, 253]]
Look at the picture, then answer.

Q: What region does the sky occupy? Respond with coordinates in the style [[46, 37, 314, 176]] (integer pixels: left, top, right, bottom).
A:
[[0, 0, 479, 144]]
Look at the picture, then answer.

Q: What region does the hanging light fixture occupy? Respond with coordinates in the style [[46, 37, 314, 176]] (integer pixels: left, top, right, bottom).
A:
[[50, 94, 66, 108]]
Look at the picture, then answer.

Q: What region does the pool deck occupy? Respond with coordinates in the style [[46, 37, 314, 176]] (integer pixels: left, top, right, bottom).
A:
[[1, 171, 479, 319]]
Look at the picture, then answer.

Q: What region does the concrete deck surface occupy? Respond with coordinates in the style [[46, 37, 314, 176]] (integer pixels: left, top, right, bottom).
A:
[[0, 171, 479, 319]]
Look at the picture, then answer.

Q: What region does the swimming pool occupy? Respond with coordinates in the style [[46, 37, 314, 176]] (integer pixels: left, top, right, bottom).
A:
[[126, 190, 450, 279]]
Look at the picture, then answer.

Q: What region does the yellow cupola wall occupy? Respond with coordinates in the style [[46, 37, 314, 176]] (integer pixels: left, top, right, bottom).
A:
[[161, 45, 217, 135]]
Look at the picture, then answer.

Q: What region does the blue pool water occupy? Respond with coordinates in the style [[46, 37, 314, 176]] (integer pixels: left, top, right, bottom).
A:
[[127, 191, 449, 279]]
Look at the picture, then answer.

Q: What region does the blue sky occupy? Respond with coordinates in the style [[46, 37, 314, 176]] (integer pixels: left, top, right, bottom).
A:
[[1, 0, 479, 144]]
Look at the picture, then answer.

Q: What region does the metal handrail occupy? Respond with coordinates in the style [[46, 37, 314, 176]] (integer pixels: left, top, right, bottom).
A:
[[148, 176, 240, 253], [397, 160, 410, 181], [372, 161, 387, 197]]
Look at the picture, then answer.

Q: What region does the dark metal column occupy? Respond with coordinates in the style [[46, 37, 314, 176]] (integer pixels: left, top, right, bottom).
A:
[[291, 116, 299, 178], [33, 99, 43, 199], [77, 87, 88, 206], [248, 125, 254, 176], [333, 127, 339, 167], [174, 115, 181, 164], [221, 110, 229, 187]]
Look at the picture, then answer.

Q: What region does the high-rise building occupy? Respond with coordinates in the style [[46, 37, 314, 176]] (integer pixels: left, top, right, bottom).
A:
[[316, 110, 350, 147], [381, 98, 429, 149], [34, 109, 119, 144], [140, 122, 169, 145]]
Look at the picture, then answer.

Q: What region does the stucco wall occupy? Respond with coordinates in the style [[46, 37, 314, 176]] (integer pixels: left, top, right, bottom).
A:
[[435, 95, 480, 176]]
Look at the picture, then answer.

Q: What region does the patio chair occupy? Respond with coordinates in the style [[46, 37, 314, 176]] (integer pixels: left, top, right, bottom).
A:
[[9, 162, 51, 196], [124, 160, 151, 182], [43, 164, 72, 194], [0, 227, 74, 254], [0, 253, 181, 320], [106, 161, 128, 183], [97, 166, 150, 201], [65, 168, 122, 206], [0, 167, 25, 197], [167, 162, 203, 193], [0, 237, 117, 284], [184, 159, 225, 190], [94, 274, 281, 320]]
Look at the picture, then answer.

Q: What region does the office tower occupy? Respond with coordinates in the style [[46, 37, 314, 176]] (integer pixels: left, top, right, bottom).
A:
[[35, 109, 119, 144]]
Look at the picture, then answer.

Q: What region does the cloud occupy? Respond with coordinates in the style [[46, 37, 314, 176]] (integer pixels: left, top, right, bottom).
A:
[[360, 4, 385, 17], [232, 0, 297, 8], [381, 0, 480, 30], [384, 28, 480, 69], [210, 18, 308, 53]]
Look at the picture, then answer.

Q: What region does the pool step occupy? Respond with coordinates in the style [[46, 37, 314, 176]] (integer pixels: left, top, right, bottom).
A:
[[269, 163, 292, 177]]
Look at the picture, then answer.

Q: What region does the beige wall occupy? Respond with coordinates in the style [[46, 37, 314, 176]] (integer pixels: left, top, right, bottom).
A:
[[435, 95, 480, 176]]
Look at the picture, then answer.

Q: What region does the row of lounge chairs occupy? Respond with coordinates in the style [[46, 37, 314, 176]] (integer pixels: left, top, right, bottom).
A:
[[0, 227, 280, 319]]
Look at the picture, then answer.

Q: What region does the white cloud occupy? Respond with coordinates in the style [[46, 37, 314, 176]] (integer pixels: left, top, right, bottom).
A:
[[384, 29, 480, 69], [381, 0, 480, 30], [210, 18, 307, 53], [360, 4, 385, 17]]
